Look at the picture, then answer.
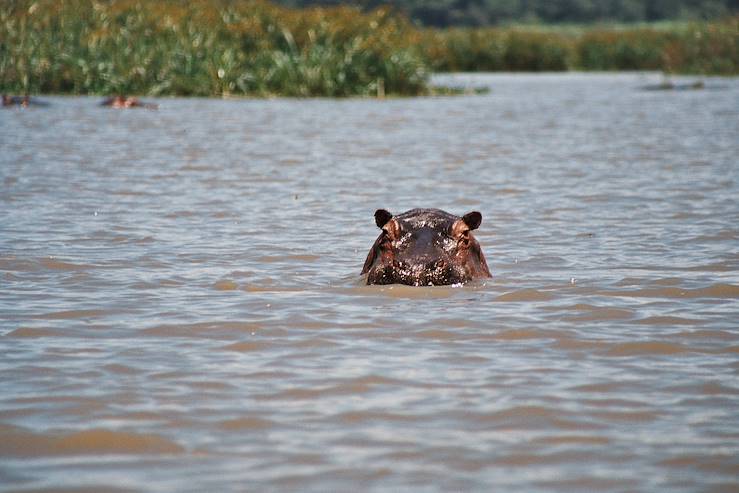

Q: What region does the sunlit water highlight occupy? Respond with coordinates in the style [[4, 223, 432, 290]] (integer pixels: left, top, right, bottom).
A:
[[1, 73, 738, 492]]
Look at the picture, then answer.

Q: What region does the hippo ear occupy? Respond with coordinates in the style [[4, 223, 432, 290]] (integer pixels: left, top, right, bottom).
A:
[[462, 211, 482, 230], [375, 209, 393, 228]]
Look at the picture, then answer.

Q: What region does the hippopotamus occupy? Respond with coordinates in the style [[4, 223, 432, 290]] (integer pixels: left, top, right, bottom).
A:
[[100, 95, 158, 109], [2, 95, 49, 108], [362, 208, 491, 286]]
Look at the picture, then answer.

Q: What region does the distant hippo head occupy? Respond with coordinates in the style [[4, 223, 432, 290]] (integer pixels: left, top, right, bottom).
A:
[[362, 208, 491, 286]]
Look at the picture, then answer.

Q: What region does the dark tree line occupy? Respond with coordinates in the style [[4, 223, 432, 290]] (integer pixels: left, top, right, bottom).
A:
[[275, 0, 739, 26]]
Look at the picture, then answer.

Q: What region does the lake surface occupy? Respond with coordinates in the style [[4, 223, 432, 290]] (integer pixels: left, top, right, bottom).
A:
[[1, 73, 738, 492]]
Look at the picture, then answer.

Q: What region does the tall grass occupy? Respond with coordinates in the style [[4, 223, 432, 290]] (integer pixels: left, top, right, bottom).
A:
[[577, 17, 739, 73], [1, 1, 737, 98], [424, 17, 739, 75], [422, 28, 575, 72], [0, 0, 428, 96]]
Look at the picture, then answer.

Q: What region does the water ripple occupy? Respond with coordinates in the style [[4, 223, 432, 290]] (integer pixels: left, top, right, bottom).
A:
[[1, 74, 738, 492]]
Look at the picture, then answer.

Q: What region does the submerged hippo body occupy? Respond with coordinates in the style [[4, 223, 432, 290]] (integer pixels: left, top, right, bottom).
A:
[[362, 208, 491, 286], [2, 95, 49, 107], [100, 96, 158, 109]]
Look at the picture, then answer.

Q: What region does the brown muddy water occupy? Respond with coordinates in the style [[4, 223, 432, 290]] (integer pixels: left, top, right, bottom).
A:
[[1, 73, 738, 492]]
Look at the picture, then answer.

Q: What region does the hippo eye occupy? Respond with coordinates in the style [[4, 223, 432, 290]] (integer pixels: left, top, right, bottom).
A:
[[458, 230, 470, 248]]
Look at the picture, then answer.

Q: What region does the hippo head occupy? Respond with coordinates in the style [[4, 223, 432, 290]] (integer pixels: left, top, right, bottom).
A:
[[362, 208, 491, 286]]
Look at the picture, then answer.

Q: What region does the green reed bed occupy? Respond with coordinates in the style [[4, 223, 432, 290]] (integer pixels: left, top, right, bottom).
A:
[[0, 0, 428, 96], [577, 18, 739, 74], [423, 17, 739, 75], [422, 29, 575, 72], [1, 1, 737, 98]]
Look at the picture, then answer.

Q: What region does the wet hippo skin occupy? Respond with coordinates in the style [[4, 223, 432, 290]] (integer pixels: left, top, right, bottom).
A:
[[362, 208, 491, 286]]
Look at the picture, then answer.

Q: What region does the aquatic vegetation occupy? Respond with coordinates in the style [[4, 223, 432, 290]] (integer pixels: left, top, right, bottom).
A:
[[0, 0, 428, 96], [0, 1, 736, 97], [577, 29, 668, 70], [423, 18, 739, 74], [576, 18, 739, 74], [422, 28, 575, 72], [660, 16, 739, 74]]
